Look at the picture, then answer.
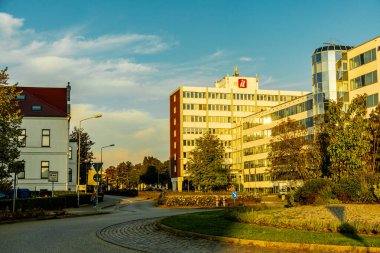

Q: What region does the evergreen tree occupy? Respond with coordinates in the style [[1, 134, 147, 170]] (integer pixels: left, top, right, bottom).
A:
[[0, 68, 23, 191], [186, 133, 228, 191]]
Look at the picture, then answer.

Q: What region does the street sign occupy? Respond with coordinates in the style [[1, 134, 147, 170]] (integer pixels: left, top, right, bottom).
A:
[[92, 162, 103, 173], [232, 190, 238, 199], [93, 173, 102, 182], [48, 171, 58, 182]]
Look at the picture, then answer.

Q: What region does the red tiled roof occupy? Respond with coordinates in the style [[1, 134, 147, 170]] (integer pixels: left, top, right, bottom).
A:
[[16, 87, 68, 117]]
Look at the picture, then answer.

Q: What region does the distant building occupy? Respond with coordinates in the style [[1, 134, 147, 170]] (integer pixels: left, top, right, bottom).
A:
[[169, 67, 308, 191], [170, 35, 380, 193], [15, 84, 74, 191]]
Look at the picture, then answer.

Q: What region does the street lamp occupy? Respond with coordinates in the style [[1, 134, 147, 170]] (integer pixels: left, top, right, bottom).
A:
[[77, 114, 102, 207], [100, 144, 115, 191]]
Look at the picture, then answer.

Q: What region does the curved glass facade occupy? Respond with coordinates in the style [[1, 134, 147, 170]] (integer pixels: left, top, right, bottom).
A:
[[312, 45, 352, 115]]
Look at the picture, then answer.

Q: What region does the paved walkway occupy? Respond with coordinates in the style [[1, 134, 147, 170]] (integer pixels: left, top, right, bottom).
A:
[[97, 218, 288, 253]]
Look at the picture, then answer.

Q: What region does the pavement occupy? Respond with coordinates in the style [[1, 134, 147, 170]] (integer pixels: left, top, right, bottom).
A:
[[63, 195, 130, 217]]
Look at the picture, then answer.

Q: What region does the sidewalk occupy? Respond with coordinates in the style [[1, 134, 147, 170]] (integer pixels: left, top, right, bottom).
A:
[[64, 195, 125, 217]]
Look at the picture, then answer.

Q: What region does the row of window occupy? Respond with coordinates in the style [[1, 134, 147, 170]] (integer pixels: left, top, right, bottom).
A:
[[182, 91, 298, 102], [271, 100, 313, 121], [183, 115, 207, 123], [350, 48, 377, 69], [243, 130, 272, 143], [18, 129, 50, 147], [350, 70, 378, 90], [243, 173, 272, 182], [17, 161, 73, 182], [243, 144, 269, 156], [182, 127, 231, 135], [244, 159, 268, 169]]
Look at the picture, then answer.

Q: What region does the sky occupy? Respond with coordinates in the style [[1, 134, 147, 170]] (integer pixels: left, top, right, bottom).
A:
[[1, 0, 379, 167]]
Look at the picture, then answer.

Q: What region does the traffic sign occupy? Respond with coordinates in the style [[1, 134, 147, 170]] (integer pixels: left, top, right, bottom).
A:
[[48, 171, 59, 182], [93, 173, 102, 182], [92, 162, 103, 173], [232, 190, 238, 199]]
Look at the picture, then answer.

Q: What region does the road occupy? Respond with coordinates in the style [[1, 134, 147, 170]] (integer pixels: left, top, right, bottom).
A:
[[0, 196, 290, 253]]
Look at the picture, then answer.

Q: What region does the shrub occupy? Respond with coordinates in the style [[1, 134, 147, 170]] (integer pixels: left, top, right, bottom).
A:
[[294, 178, 335, 205], [333, 173, 378, 203]]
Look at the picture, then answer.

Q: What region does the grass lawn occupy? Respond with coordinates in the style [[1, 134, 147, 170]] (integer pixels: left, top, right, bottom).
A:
[[161, 210, 380, 247]]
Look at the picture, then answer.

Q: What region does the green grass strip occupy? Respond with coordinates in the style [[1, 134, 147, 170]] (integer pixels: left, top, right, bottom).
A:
[[161, 210, 380, 247]]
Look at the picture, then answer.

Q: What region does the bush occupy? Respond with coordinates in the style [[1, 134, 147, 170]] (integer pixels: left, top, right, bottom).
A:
[[333, 173, 378, 203], [0, 193, 92, 211], [106, 189, 138, 197], [294, 178, 335, 205]]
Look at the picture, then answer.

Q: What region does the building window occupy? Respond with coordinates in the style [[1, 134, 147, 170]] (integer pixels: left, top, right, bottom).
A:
[[68, 146, 72, 159], [350, 48, 377, 69], [183, 152, 186, 158], [18, 129, 26, 147], [366, 93, 379, 108], [350, 71, 378, 90], [173, 95, 176, 102], [42, 129, 50, 147], [41, 161, 49, 179], [174, 165, 176, 172], [32, 105, 42, 111], [16, 94, 26, 100], [68, 168, 72, 182], [17, 161, 25, 179]]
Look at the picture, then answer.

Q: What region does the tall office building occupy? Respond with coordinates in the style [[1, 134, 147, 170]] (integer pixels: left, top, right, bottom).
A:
[[236, 35, 379, 193], [169, 67, 308, 191]]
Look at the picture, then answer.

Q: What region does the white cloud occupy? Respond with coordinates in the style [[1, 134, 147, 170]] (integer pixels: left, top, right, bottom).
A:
[[0, 13, 24, 37], [208, 49, 224, 59], [71, 104, 168, 166], [239, 56, 254, 62]]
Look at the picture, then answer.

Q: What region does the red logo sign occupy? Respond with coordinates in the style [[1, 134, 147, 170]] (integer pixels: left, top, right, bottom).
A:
[[238, 79, 247, 88]]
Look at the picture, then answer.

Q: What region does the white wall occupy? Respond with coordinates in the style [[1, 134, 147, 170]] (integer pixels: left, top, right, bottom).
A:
[[17, 117, 70, 191]]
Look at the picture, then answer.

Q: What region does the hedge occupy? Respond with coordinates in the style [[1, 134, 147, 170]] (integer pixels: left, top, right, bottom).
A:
[[0, 193, 94, 211]]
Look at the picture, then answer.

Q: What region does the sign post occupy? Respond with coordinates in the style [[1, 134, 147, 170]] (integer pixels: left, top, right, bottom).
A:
[[48, 171, 58, 197], [232, 190, 238, 206]]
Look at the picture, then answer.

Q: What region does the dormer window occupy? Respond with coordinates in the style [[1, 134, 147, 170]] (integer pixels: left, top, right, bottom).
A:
[[32, 105, 41, 111], [16, 94, 26, 100]]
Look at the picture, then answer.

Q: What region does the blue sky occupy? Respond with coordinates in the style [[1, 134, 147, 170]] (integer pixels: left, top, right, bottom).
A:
[[1, 0, 379, 166]]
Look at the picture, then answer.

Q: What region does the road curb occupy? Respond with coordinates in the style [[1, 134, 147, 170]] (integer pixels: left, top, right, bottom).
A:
[[157, 221, 380, 253]]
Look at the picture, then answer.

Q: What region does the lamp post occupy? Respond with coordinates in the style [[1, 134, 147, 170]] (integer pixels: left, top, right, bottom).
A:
[[100, 144, 115, 191], [77, 114, 102, 207]]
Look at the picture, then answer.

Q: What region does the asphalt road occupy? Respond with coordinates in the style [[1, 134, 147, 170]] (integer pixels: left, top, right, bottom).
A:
[[0, 196, 290, 253]]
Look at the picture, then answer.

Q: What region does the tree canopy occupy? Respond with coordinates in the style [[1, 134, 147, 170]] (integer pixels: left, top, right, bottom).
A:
[[0, 68, 23, 191], [186, 133, 229, 191], [70, 127, 95, 185], [268, 118, 318, 181]]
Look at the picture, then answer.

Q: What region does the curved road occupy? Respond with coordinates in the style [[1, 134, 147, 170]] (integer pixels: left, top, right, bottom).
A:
[[0, 196, 288, 253]]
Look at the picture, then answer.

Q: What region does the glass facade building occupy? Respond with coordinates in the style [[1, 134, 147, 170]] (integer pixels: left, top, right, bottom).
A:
[[312, 45, 353, 115]]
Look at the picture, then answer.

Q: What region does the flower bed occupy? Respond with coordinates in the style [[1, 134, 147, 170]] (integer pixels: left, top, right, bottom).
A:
[[157, 192, 260, 207]]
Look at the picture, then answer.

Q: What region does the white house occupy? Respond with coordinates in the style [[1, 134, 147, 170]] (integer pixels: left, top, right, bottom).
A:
[[15, 84, 75, 192]]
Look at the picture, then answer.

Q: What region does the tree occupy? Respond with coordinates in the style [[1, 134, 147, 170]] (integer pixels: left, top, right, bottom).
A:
[[140, 156, 162, 186], [324, 95, 371, 180], [70, 127, 95, 185], [186, 133, 228, 191], [268, 118, 318, 181], [0, 68, 23, 191], [115, 161, 133, 188], [368, 104, 380, 172]]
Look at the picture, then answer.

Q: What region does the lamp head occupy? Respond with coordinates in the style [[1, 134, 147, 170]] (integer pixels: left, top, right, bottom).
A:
[[94, 114, 102, 118], [110, 144, 115, 147]]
